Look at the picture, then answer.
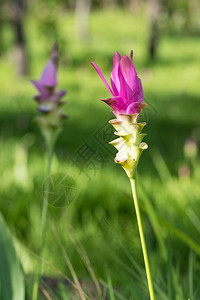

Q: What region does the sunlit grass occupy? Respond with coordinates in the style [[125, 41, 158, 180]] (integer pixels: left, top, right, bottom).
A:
[[0, 7, 200, 299]]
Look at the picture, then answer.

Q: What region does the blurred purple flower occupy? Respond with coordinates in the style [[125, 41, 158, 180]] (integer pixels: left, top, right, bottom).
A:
[[90, 51, 146, 115], [31, 42, 66, 113]]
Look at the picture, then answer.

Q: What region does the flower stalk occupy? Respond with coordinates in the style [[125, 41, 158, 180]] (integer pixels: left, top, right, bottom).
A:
[[32, 141, 54, 300], [91, 50, 155, 299], [130, 178, 155, 300], [31, 43, 67, 300], [109, 113, 154, 299]]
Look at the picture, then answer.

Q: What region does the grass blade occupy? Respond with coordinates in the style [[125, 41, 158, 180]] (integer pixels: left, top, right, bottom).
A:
[[0, 212, 25, 300]]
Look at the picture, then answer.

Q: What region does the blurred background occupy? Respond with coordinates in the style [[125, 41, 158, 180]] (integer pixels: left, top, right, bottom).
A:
[[0, 0, 200, 298]]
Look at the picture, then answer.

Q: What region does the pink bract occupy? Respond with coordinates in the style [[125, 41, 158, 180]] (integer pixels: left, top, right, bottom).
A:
[[31, 42, 66, 110], [90, 51, 145, 114]]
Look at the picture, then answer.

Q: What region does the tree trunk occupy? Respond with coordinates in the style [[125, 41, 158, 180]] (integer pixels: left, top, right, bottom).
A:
[[10, 0, 27, 76], [75, 0, 91, 42], [128, 0, 140, 12], [0, 20, 3, 56], [148, 0, 159, 60], [0, 0, 6, 56], [102, 0, 116, 9]]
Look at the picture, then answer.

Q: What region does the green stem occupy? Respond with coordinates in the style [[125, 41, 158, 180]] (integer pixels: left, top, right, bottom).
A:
[[32, 144, 54, 300], [130, 178, 155, 300]]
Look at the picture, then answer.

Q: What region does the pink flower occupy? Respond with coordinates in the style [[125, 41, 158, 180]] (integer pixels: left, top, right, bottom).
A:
[[31, 42, 66, 113], [90, 51, 145, 114]]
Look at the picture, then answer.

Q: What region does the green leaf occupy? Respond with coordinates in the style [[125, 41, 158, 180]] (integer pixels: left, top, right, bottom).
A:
[[139, 186, 168, 262], [158, 216, 200, 256], [0, 212, 25, 300], [107, 272, 115, 300]]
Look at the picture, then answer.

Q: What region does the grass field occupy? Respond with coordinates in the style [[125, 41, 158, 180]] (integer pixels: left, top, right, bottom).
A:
[[0, 7, 200, 299]]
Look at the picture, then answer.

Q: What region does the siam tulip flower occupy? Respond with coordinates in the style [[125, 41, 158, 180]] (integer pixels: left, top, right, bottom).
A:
[[31, 42, 67, 114], [91, 51, 155, 300], [90, 50, 146, 115], [91, 51, 148, 179], [30, 43, 68, 300], [30, 42, 67, 147], [184, 139, 198, 159]]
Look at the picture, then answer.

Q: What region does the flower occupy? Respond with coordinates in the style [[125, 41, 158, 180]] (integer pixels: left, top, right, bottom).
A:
[[31, 42, 67, 114], [90, 50, 146, 115], [30, 43, 67, 147], [109, 114, 148, 178], [91, 50, 148, 178], [184, 139, 198, 159]]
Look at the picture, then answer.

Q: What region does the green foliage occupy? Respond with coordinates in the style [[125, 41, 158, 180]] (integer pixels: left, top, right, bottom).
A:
[[0, 7, 200, 299], [0, 212, 25, 300]]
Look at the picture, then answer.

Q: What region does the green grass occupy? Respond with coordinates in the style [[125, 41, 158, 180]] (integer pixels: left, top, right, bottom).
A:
[[0, 7, 200, 299]]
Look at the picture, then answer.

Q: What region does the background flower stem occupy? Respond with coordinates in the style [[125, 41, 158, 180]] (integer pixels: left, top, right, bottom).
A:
[[32, 142, 54, 300], [130, 178, 155, 300]]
